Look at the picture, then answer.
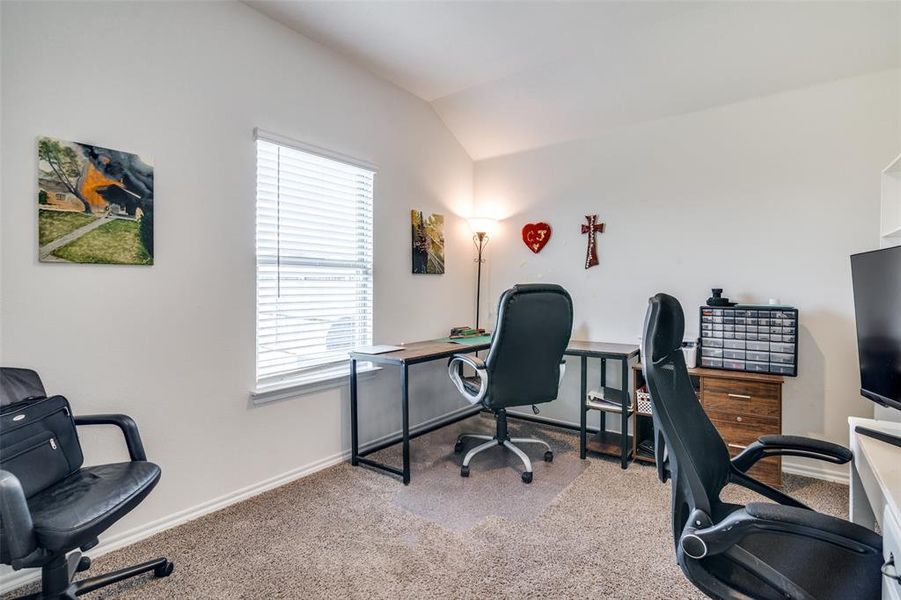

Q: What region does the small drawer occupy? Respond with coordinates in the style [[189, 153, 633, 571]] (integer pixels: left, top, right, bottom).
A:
[[723, 324, 734, 333], [723, 349, 745, 360], [758, 333, 771, 341], [709, 413, 779, 439], [701, 357, 723, 368], [782, 333, 796, 343], [701, 347, 723, 358], [703, 338, 723, 348], [747, 350, 769, 362], [702, 315, 713, 323], [770, 342, 795, 354], [769, 363, 795, 375], [713, 323, 723, 331], [745, 333, 758, 341], [722, 332, 735, 339], [734, 332, 746, 340], [746, 361, 769, 372], [747, 341, 769, 351], [770, 352, 794, 364], [747, 318, 759, 326], [712, 317, 723, 324], [734, 325, 746, 333], [724, 339, 745, 350], [734, 317, 746, 325], [723, 360, 745, 370], [723, 317, 734, 325], [703, 378, 780, 404]]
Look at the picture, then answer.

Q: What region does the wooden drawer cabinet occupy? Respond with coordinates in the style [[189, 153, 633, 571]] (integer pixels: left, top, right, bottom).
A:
[[632, 365, 784, 488]]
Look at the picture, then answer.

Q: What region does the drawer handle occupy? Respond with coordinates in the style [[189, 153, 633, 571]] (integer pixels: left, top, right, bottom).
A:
[[883, 553, 901, 584], [727, 443, 746, 450], [727, 393, 752, 400]]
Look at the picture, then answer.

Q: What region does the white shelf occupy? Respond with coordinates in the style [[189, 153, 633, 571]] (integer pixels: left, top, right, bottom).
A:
[[882, 153, 901, 246]]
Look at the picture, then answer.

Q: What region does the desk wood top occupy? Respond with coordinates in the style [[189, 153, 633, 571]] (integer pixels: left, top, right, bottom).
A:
[[566, 340, 640, 358], [350, 340, 490, 365], [351, 338, 640, 365], [632, 363, 784, 384]]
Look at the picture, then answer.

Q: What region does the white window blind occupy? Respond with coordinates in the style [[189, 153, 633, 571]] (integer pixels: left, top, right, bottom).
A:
[[255, 136, 374, 389]]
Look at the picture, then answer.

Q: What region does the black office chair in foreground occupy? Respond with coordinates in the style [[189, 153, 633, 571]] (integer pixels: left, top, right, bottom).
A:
[[448, 284, 573, 483], [641, 294, 882, 600], [0, 368, 173, 599]]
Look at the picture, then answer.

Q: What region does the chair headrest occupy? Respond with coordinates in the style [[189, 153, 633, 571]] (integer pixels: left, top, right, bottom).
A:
[[510, 283, 568, 295], [1, 368, 47, 407], [646, 294, 685, 363]]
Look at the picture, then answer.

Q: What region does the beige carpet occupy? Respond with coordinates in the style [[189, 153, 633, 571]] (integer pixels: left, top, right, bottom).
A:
[[3, 417, 849, 599]]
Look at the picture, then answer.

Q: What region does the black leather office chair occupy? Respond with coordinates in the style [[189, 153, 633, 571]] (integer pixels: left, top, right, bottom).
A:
[[448, 284, 573, 483], [641, 294, 883, 600], [0, 367, 173, 599]]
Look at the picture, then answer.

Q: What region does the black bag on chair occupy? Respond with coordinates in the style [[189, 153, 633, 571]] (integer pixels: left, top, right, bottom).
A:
[[0, 394, 84, 498]]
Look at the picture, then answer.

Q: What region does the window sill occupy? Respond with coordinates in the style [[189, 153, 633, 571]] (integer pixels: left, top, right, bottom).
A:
[[250, 365, 381, 405]]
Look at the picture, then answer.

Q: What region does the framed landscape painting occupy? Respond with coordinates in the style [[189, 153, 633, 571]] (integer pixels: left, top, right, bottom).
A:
[[37, 136, 154, 265], [411, 209, 445, 274]]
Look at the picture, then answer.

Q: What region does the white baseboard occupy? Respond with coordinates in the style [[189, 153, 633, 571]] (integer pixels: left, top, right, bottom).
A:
[[0, 404, 478, 595], [782, 461, 850, 485], [782, 460, 851, 485]]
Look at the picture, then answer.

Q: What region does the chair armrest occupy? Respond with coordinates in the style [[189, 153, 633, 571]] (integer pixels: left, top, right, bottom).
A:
[[448, 354, 488, 405], [0, 470, 45, 569], [681, 503, 881, 561], [731, 434, 851, 473], [74, 414, 147, 461]]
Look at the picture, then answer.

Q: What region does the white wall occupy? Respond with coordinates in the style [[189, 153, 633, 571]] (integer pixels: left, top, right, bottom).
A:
[[475, 70, 901, 479], [0, 0, 476, 567]]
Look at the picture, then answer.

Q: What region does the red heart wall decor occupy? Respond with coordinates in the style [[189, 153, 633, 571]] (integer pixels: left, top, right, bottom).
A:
[[521, 222, 552, 254]]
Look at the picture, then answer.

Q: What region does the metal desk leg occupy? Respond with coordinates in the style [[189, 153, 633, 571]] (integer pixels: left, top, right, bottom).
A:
[[580, 355, 587, 459], [401, 364, 410, 485], [350, 358, 359, 466], [620, 358, 629, 469], [600, 357, 606, 432]]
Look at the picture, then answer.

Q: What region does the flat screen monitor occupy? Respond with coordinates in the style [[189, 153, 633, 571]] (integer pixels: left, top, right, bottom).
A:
[[851, 245, 901, 412]]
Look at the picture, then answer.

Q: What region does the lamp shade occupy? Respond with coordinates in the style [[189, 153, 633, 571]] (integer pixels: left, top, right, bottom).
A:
[[468, 217, 498, 236]]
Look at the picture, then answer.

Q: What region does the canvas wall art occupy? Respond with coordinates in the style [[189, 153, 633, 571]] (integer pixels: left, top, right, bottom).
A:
[[411, 209, 445, 274], [38, 136, 154, 265]]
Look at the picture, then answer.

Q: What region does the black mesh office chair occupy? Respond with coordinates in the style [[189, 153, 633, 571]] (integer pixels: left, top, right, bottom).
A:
[[0, 368, 173, 599], [448, 284, 573, 483], [641, 294, 883, 600]]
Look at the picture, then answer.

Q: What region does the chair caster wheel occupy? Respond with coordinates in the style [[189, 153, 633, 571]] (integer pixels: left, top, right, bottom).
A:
[[544, 451, 554, 463], [522, 471, 533, 484], [154, 561, 174, 578], [460, 466, 470, 477], [77, 556, 92, 572], [454, 441, 464, 454]]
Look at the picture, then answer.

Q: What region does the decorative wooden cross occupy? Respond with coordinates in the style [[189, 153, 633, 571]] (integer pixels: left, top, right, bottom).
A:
[[580, 215, 605, 269]]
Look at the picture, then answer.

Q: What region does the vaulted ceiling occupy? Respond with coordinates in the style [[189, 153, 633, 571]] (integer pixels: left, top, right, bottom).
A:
[[246, 1, 901, 160]]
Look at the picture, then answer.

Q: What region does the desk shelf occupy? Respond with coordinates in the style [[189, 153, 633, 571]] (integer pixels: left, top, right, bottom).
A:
[[586, 430, 634, 457], [578, 349, 640, 468]]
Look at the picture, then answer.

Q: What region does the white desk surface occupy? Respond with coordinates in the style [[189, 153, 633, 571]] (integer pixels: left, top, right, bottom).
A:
[[850, 416, 901, 526]]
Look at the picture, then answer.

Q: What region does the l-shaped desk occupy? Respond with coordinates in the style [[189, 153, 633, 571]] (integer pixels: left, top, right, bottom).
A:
[[349, 339, 639, 484]]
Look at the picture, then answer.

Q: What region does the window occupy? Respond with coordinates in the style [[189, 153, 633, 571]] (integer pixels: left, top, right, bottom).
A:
[[255, 132, 374, 391]]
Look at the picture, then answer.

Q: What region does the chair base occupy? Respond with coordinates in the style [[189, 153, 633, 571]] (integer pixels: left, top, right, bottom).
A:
[[454, 409, 553, 483], [14, 550, 173, 599]]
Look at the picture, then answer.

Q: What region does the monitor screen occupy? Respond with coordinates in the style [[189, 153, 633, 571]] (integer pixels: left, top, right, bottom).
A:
[[851, 245, 901, 411]]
